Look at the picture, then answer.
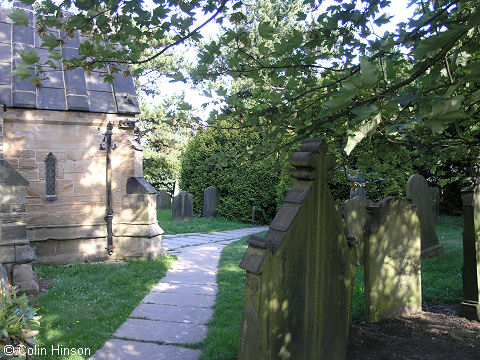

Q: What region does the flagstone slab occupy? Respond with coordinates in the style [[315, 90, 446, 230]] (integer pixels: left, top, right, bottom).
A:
[[166, 278, 217, 286], [151, 282, 217, 295], [168, 265, 218, 272], [114, 318, 208, 344], [173, 237, 211, 244], [143, 291, 216, 308], [91, 339, 201, 360], [163, 270, 217, 278], [131, 303, 214, 324], [162, 273, 217, 281]]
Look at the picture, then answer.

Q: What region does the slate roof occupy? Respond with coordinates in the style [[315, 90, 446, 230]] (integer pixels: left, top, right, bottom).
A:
[[0, 3, 140, 114]]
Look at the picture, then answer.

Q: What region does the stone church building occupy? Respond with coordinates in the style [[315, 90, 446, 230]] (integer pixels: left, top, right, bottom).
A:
[[0, 5, 164, 292]]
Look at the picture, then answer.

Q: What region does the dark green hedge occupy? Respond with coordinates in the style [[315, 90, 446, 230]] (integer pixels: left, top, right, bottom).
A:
[[143, 151, 178, 193], [180, 125, 283, 223], [180, 129, 420, 223]]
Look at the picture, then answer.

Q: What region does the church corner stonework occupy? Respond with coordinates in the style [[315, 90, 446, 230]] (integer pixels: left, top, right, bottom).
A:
[[2, 110, 164, 263]]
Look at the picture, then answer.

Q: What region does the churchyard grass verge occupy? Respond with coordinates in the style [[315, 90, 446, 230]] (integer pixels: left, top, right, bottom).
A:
[[33, 256, 175, 360], [201, 216, 464, 358], [198, 231, 266, 360], [157, 209, 252, 234]]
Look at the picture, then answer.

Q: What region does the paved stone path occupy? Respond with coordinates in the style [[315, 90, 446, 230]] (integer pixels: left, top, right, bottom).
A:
[[91, 226, 267, 360]]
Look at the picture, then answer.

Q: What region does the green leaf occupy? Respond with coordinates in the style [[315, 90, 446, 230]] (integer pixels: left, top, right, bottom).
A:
[[11, 63, 32, 81], [9, 8, 29, 27], [424, 95, 466, 133], [360, 57, 379, 86], [216, 87, 227, 97], [40, 33, 60, 50], [44, 60, 58, 69], [342, 77, 360, 91], [296, 12, 307, 21], [49, 50, 63, 61], [374, 13, 392, 26], [288, 29, 303, 50], [178, 102, 192, 111], [257, 42, 269, 56], [232, 1, 243, 10], [432, 95, 464, 119], [351, 104, 378, 121], [171, 72, 185, 81], [414, 26, 465, 59], [19, 48, 39, 65], [324, 90, 356, 110], [274, 41, 288, 56], [344, 113, 381, 155], [258, 21, 275, 40]]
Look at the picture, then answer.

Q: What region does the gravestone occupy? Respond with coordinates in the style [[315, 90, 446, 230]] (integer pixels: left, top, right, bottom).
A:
[[157, 190, 172, 210], [364, 198, 422, 323], [430, 186, 440, 224], [349, 172, 366, 199], [238, 138, 356, 360], [172, 191, 193, 222], [460, 186, 480, 321], [406, 174, 444, 258], [203, 186, 220, 218], [344, 196, 374, 265]]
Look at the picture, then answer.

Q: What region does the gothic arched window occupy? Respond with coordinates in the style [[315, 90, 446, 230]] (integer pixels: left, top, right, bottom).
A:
[[45, 153, 56, 199]]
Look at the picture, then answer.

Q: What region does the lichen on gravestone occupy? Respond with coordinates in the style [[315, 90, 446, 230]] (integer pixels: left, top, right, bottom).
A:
[[364, 198, 422, 323], [238, 138, 356, 360]]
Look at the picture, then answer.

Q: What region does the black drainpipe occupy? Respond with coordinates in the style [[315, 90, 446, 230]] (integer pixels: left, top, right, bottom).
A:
[[100, 121, 116, 255]]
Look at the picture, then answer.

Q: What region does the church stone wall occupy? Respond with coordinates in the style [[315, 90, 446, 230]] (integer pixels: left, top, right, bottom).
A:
[[2, 108, 160, 263]]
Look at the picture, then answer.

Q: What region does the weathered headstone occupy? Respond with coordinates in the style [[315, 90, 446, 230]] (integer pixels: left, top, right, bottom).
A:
[[364, 198, 422, 323], [344, 196, 374, 265], [238, 138, 356, 360], [157, 190, 172, 210], [172, 191, 193, 222], [203, 186, 220, 218], [406, 174, 444, 258], [430, 186, 440, 224], [460, 186, 480, 321], [349, 172, 366, 199]]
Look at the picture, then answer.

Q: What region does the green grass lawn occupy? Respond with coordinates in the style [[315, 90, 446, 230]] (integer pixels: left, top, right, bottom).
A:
[[200, 215, 465, 358], [33, 256, 175, 360], [157, 209, 252, 234]]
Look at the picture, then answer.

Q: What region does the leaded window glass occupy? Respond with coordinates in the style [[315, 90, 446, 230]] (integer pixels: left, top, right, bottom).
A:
[[45, 153, 56, 197]]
